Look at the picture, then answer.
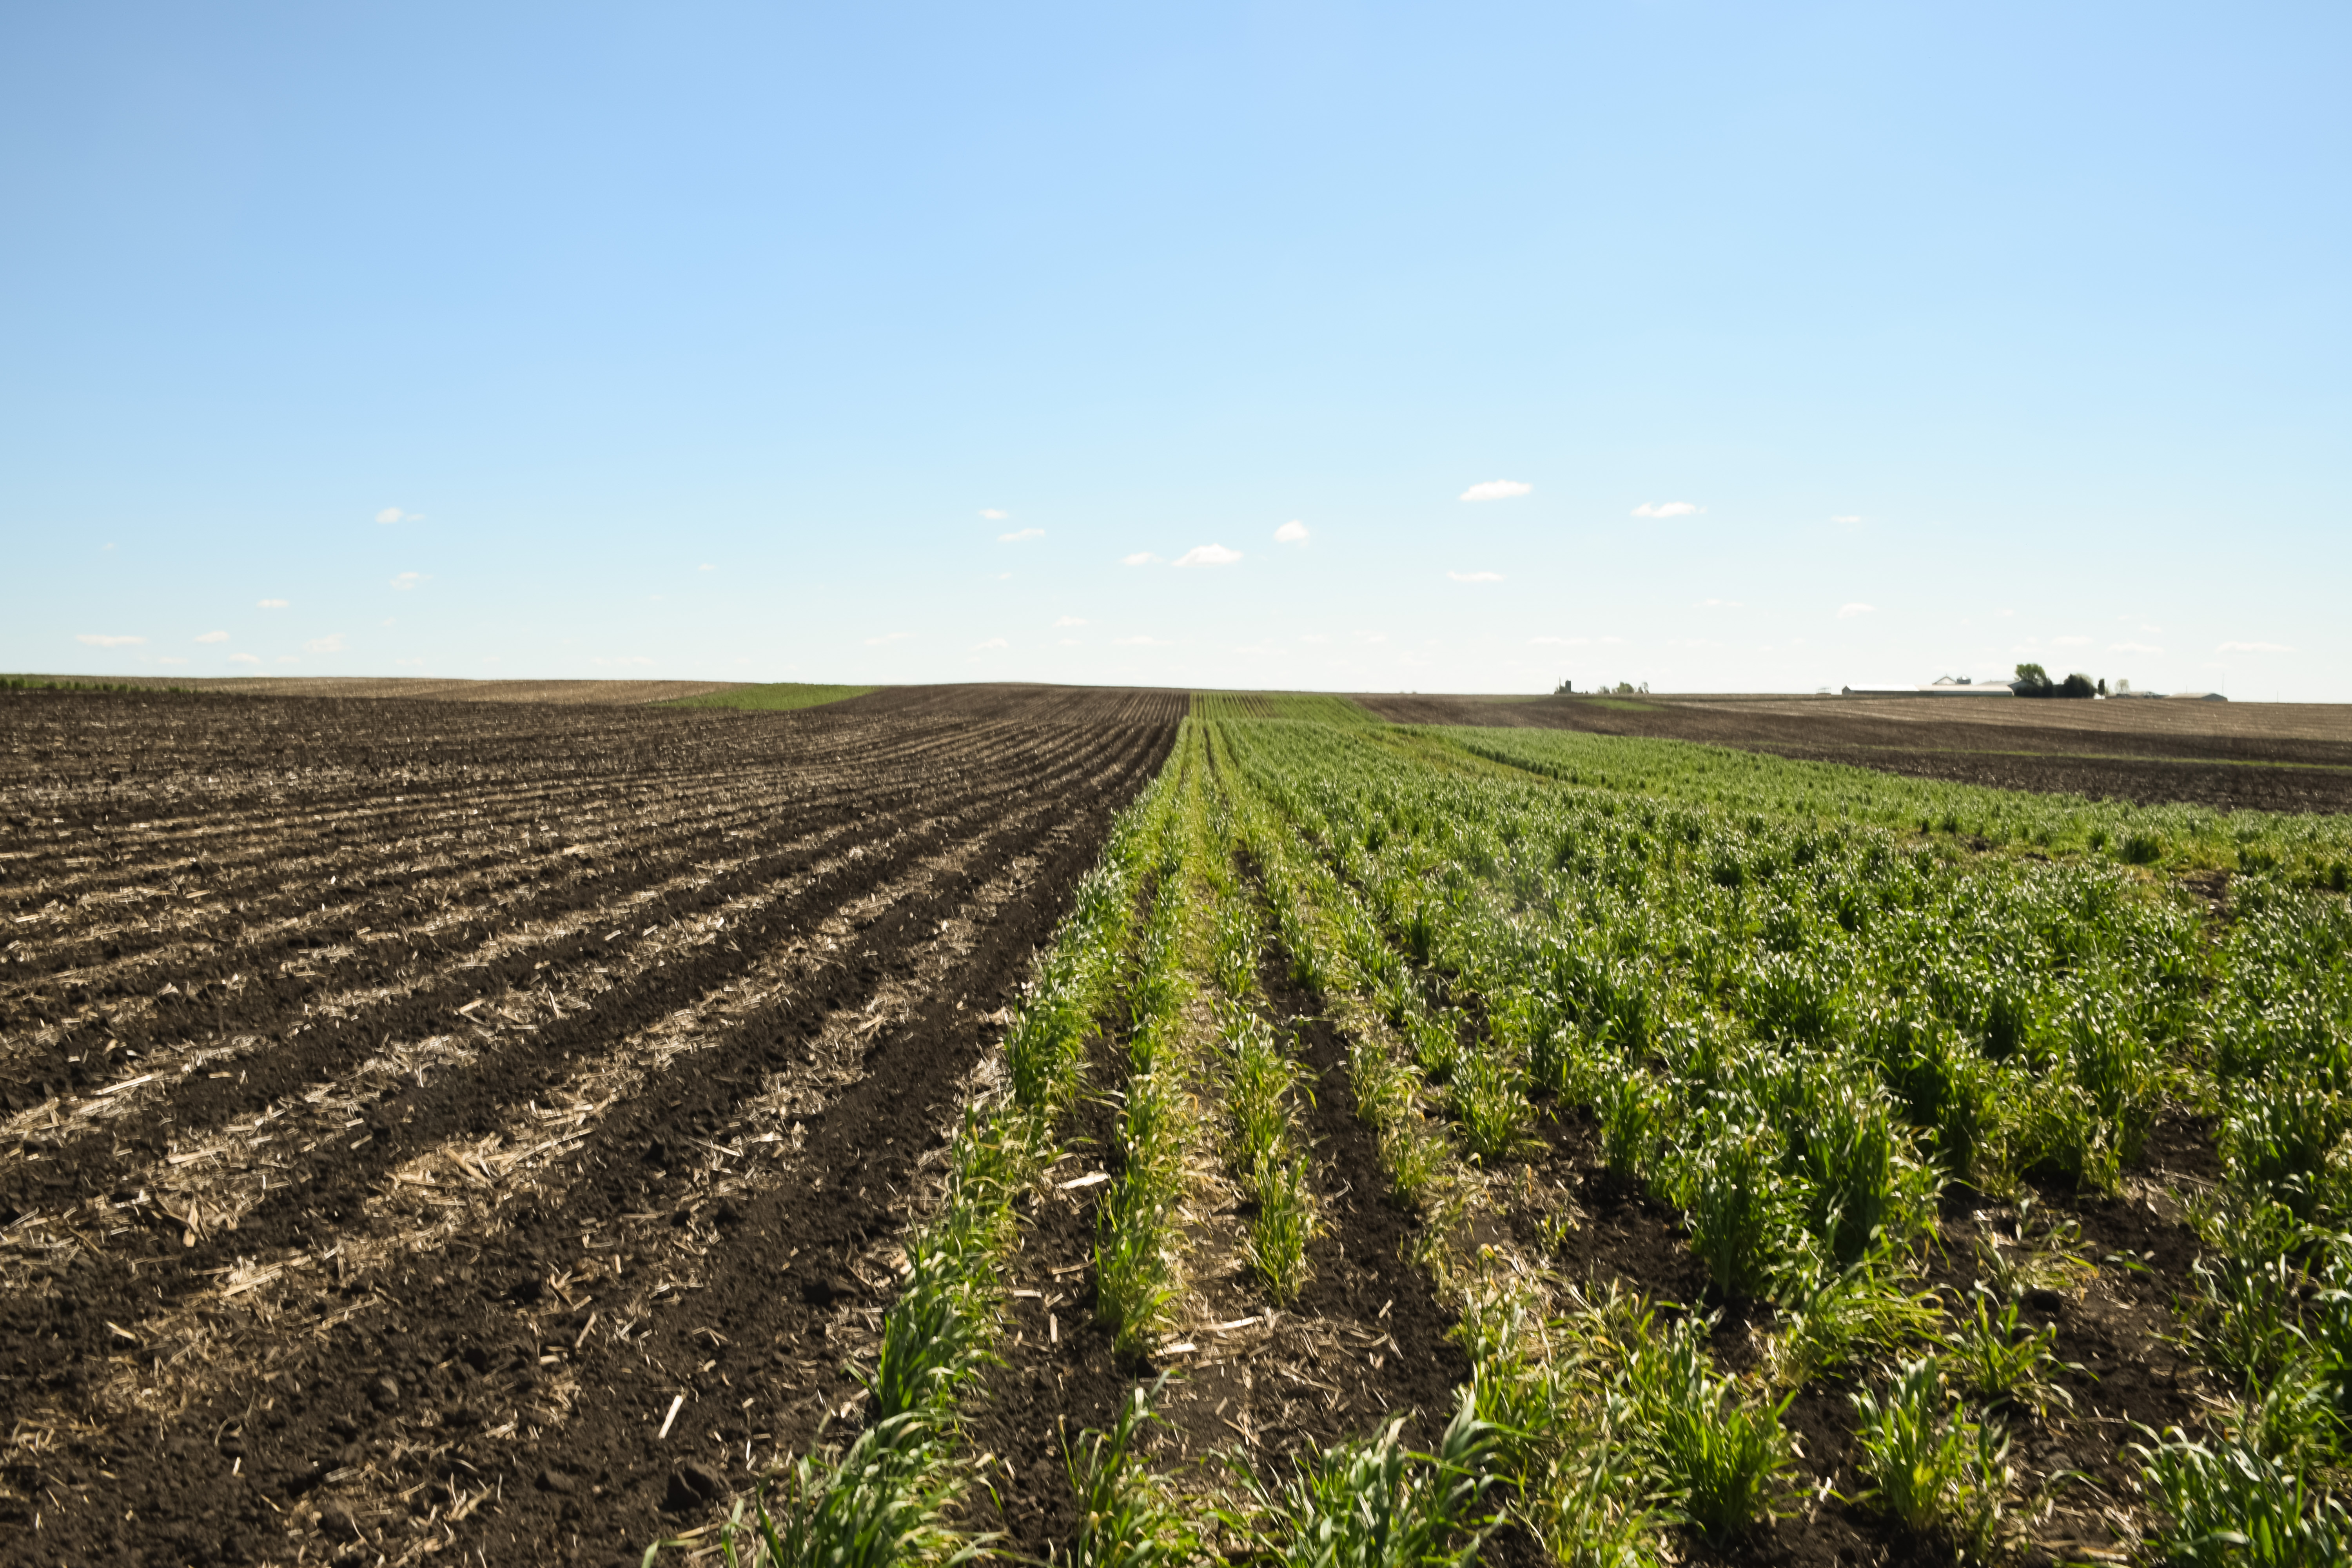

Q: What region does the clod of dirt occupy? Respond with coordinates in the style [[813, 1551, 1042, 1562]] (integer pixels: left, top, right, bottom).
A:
[[317, 1503, 362, 1541], [798, 1272, 860, 1307], [367, 1374, 401, 1410], [536, 1467, 574, 1494], [661, 1461, 725, 1512]]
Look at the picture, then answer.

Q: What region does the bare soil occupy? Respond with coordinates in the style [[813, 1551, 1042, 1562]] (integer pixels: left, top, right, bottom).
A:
[[0, 684, 1181, 1567], [1353, 693, 2352, 813]]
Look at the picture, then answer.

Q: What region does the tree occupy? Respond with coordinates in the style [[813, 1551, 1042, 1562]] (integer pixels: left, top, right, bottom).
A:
[[2058, 672, 2097, 699], [2013, 662, 2053, 697]]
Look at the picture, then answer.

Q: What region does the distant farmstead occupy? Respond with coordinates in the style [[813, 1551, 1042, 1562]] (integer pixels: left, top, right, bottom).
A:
[[1840, 678, 2015, 697]]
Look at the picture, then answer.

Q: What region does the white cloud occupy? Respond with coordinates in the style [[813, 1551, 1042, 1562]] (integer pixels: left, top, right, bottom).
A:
[[864, 632, 913, 646], [592, 655, 655, 667], [979, 508, 1007, 521], [973, 637, 1008, 650], [1632, 501, 1702, 519], [2109, 641, 2163, 654], [1114, 635, 1169, 646], [305, 634, 345, 654], [1699, 598, 1741, 608], [698, 563, 714, 571], [1274, 520, 1310, 545], [1829, 514, 1863, 524], [258, 598, 289, 609], [1172, 543, 1241, 568], [275, 655, 301, 664], [194, 630, 229, 644], [2218, 641, 2291, 653], [1448, 570, 1504, 583], [156, 655, 187, 665], [375, 506, 409, 524], [1837, 603, 1876, 619], [2053, 635, 2091, 646], [998, 527, 1045, 543], [390, 571, 427, 591], [1299, 633, 1328, 644], [227, 653, 260, 665], [1054, 615, 1087, 627], [1460, 480, 1532, 502], [1122, 552, 1161, 566], [75, 633, 144, 647], [381, 618, 396, 627], [1529, 636, 1585, 646]]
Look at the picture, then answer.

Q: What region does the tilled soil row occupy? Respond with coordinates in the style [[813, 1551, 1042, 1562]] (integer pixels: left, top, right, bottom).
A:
[[0, 691, 1180, 1567], [0, 715, 1074, 1084], [0, 719, 1107, 1192], [0, 724, 1114, 1299]]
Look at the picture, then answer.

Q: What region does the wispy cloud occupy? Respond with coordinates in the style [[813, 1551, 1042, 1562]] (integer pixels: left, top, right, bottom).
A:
[[75, 633, 144, 647], [390, 572, 427, 591], [1114, 635, 1169, 646], [998, 527, 1045, 543], [228, 653, 260, 665], [1172, 543, 1241, 568], [972, 637, 1008, 650], [2218, 641, 2291, 653], [1054, 615, 1087, 627], [276, 655, 300, 664], [980, 508, 1007, 521], [1122, 552, 1162, 566], [258, 598, 289, 609], [2053, 635, 2091, 646], [156, 655, 187, 665], [1699, 598, 1741, 608], [592, 655, 655, 667], [1837, 603, 1876, 618], [1274, 520, 1310, 545], [1830, 514, 1863, 524], [864, 631, 913, 646], [304, 634, 345, 654], [2109, 641, 2163, 654], [1460, 480, 1532, 502], [1632, 501, 1702, 519], [1448, 570, 1504, 583], [698, 563, 714, 571], [374, 506, 420, 524], [194, 630, 229, 644], [1529, 635, 1583, 646]]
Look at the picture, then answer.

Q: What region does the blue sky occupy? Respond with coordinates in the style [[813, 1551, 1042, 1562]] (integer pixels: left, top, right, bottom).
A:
[[4, 3, 2345, 698]]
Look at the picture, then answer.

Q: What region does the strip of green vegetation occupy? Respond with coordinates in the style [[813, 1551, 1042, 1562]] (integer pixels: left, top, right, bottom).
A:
[[0, 676, 205, 696], [1422, 723, 2352, 883], [664, 682, 876, 712], [1192, 690, 1382, 723]]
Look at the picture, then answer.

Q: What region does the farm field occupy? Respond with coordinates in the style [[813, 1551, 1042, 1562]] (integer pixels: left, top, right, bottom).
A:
[[1356, 692, 2352, 815], [5, 685, 2352, 1566]]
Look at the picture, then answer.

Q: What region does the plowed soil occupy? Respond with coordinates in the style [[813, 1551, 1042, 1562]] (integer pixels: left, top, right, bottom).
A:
[[1354, 694, 2352, 813], [0, 684, 1181, 1567]]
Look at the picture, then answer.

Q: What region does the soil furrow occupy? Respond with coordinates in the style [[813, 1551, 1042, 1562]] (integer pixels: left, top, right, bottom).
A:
[[0, 692, 1176, 1568]]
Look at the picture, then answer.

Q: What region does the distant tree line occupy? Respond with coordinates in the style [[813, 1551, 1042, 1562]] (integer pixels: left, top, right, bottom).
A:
[[2013, 662, 2103, 699]]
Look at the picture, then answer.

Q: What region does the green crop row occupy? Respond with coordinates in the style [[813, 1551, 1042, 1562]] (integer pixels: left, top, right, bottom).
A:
[[1421, 722, 2352, 887], [1209, 713, 2352, 1559]]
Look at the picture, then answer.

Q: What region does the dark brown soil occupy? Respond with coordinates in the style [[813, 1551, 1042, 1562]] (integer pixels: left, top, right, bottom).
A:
[[0, 686, 1182, 1567], [1352, 693, 2352, 813]]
